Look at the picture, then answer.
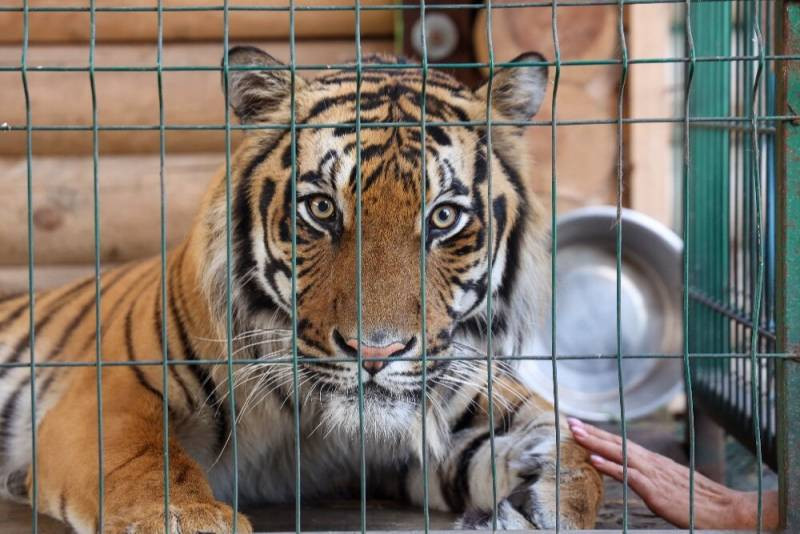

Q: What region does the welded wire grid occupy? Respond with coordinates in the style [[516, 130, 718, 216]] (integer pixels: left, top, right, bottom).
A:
[[5, 0, 799, 533]]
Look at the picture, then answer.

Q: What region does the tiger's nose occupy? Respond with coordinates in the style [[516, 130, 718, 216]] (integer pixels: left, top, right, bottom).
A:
[[345, 338, 406, 375]]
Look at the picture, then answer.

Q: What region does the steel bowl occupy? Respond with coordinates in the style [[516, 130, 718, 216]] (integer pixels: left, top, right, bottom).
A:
[[518, 206, 684, 421]]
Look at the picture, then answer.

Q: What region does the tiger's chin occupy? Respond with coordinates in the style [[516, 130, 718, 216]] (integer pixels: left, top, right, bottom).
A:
[[316, 381, 423, 447]]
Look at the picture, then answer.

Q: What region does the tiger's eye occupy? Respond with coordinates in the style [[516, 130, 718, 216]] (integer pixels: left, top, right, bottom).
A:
[[430, 205, 459, 230], [308, 196, 335, 221]]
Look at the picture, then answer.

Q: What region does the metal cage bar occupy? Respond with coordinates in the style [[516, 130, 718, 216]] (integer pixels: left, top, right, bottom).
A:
[[776, 3, 800, 531], [20, 0, 37, 531], [221, 0, 242, 529], [482, 0, 501, 530], [615, 0, 630, 527], [88, 0, 107, 530], [289, 1, 304, 532], [156, 0, 172, 530], [549, 0, 563, 529], [682, 0, 698, 528]]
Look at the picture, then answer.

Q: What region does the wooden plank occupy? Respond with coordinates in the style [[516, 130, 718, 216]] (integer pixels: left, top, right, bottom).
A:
[[0, 0, 394, 43], [472, 3, 619, 83], [525, 109, 620, 215], [0, 154, 217, 266], [0, 39, 395, 156], [0, 130, 613, 268], [626, 2, 676, 228], [472, 5, 620, 213]]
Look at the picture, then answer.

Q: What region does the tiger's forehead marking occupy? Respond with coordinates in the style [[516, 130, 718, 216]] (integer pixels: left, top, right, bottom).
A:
[[295, 128, 475, 233], [291, 65, 481, 219]]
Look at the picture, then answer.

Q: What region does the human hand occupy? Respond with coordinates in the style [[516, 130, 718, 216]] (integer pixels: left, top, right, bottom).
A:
[[567, 418, 778, 530]]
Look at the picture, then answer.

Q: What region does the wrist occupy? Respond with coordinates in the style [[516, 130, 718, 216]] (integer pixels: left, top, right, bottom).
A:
[[730, 490, 759, 529]]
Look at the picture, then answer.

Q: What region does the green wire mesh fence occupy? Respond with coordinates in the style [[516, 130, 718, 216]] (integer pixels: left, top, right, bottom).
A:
[[2, 0, 799, 532], [688, 0, 780, 470]]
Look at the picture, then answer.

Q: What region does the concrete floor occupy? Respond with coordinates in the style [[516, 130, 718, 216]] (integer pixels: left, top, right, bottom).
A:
[[0, 478, 671, 533]]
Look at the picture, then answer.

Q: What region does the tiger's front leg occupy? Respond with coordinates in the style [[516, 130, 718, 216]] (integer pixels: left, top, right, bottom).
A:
[[30, 367, 252, 534], [451, 418, 603, 529], [408, 373, 602, 529]]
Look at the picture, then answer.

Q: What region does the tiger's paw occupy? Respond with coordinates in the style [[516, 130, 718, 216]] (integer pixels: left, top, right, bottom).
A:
[[454, 499, 540, 530], [473, 431, 550, 506], [106, 501, 253, 534]]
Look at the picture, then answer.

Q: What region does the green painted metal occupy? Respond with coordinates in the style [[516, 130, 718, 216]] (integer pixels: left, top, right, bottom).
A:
[[550, 0, 563, 528], [418, 1, 432, 532], [353, 1, 368, 532], [482, 0, 500, 530], [776, 3, 800, 531], [156, 0, 172, 530], [6, 116, 798, 133], [615, 0, 630, 528], [0, 352, 793, 372], [20, 0, 37, 531], [9, 1, 800, 532], [221, 1, 241, 530], [5, 56, 800, 74], [682, 0, 697, 528], [688, 0, 779, 483], [289, 1, 304, 532], [88, 0, 107, 530]]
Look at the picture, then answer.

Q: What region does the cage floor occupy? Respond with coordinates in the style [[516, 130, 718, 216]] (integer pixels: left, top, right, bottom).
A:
[[0, 421, 678, 532], [0, 487, 669, 533]]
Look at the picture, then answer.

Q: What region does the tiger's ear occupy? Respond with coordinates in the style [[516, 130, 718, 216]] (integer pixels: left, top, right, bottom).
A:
[[475, 52, 548, 122], [222, 46, 305, 124]]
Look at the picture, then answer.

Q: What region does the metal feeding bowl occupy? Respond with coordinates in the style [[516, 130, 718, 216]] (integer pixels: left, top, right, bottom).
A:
[[518, 206, 684, 421]]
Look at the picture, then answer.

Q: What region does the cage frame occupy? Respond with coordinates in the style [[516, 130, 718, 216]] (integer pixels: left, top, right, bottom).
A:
[[2, 0, 799, 532], [776, 2, 800, 531]]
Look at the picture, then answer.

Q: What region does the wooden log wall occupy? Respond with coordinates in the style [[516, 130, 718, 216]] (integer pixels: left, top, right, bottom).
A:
[[0, 2, 636, 296], [0, 0, 395, 43], [472, 1, 621, 215], [0, 2, 396, 295], [0, 40, 395, 155]]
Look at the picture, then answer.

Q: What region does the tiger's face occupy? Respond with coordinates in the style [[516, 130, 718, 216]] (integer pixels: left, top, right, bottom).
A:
[[205, 47, 548, 432]]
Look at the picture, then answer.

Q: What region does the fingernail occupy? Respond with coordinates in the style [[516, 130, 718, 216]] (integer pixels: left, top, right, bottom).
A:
[[567, 417, 583, 428], [590, 454, 605, 465], [571, 427, 588, 438]]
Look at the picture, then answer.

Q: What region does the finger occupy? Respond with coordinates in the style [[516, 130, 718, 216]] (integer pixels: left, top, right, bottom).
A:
[[579, 421, 624, 446], [570, 426, 628, 466], [573, 421, 653, 467], [590, 455, 650, 496], [589, 454, 624, 482]]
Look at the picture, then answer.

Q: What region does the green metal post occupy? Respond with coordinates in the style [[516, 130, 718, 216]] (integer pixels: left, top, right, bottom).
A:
[[776, 2, 800, 530]]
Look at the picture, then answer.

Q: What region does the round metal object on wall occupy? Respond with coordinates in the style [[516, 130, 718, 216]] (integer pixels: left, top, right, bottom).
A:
[[410, 13, 460, 61], [518, 206, 684, 421]]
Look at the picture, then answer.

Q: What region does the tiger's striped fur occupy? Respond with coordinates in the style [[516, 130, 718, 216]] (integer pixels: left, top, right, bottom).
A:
[[0, 47, 602, 532]]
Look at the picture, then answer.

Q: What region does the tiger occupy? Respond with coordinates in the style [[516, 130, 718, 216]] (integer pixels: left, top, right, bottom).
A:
[[0, 46, 602, 532]]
